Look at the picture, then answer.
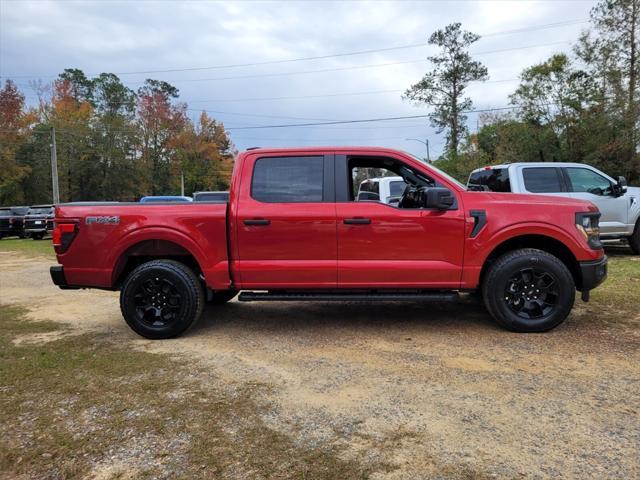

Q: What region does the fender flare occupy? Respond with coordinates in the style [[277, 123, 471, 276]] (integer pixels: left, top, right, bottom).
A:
[[108, 226, 211, 285]]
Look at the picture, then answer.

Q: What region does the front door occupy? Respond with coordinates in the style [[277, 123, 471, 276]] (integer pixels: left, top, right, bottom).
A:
[[564, 166, 629, 236], [235, 153, 337, 288], [335, 154, 465, 288]]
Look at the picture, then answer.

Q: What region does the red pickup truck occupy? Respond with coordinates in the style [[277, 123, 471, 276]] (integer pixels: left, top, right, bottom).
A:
[[50, 147, 607, 338]]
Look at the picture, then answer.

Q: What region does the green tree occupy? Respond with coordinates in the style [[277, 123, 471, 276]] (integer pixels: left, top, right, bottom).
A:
[[0, 80, 35, 204], [575, 0, 639, 179], [404, 23, 488, 159]]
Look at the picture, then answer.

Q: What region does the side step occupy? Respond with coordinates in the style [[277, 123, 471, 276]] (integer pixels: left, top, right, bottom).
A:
[[238, 291, 459, 302]]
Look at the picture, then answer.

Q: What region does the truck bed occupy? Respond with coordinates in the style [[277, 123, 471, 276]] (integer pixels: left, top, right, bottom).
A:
[[54, 202, 230, 290]]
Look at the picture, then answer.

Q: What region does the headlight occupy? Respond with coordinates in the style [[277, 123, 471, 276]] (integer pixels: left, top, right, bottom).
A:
[[576, 212, 602, 249]]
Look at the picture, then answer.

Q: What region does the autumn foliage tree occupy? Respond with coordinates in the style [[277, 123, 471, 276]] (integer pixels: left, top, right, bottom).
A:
[[0, 72, 235, 205]]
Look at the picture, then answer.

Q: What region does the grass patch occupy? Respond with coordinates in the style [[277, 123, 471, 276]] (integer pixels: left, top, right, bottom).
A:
[[582, 247, 640, 327], [0, 237, 55, 258], [0, 305, 376, 479]]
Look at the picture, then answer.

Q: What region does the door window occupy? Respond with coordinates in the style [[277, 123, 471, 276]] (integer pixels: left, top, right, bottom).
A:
[[522, 167, 564, 193], [566, 168, 613, 196], [252, 156, 324, 203]]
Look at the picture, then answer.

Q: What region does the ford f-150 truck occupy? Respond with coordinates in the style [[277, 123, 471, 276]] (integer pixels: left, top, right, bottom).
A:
[[50, 147, 608, 339]]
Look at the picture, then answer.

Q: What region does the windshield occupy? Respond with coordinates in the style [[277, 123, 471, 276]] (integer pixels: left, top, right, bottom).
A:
[[408, 153, 467, 190], [28, 207, 53, 215], [11, 207, 29, 215], [389, 181, 407, 197]]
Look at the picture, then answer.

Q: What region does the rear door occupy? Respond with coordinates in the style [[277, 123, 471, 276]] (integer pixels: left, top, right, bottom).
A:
[[235, 153, 337, 288], [563, 166, 628, 236], [518, 166, 569, 198]]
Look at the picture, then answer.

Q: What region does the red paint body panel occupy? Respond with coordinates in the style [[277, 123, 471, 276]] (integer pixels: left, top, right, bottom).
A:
[[53, 146, 604, 293]]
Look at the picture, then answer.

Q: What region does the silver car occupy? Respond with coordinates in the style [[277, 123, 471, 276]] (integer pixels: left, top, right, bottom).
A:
[[468, 162, 640, 253]]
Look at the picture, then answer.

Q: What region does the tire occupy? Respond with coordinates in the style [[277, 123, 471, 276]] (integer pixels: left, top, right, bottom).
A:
[[628, 220, 640, 255], [32, 233, 45, 240], [482, 248, 575, 332], [120, 259, 204, 339], [207, 289, 238, 304]]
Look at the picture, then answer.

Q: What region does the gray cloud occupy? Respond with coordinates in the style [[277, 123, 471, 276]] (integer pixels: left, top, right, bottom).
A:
[[0, 0, 596, 157]]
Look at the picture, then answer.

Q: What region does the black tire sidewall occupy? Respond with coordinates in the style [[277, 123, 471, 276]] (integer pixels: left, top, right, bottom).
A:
[[484, 250, 575, 332], [120, 261, 203, 339], [629, 220, 640, 254]]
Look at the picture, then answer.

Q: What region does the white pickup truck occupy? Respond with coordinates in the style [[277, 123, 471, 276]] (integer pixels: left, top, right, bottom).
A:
[[468, 163, 640, 253], [356, 176, 407, 204]]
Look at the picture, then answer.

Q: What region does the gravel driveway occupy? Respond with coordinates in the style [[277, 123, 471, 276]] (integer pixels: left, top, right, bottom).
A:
[[1, 251, 639, 479]]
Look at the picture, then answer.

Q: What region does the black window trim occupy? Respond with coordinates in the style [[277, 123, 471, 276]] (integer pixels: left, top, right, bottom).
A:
[[250, 154, 335, 204]]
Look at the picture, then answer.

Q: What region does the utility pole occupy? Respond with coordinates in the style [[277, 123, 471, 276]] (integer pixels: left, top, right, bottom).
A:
[[180, 171, 185, 196], [50, 127, 60, 204], [406, 138, 431, 164]]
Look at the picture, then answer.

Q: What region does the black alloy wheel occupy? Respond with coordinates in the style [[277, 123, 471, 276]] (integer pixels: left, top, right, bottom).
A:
[[120, 259, 204, 339], [504, 267, 559, 319]]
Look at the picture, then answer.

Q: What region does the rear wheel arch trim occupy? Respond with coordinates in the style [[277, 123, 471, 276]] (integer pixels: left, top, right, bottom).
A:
[[109, 228, 211, 287]]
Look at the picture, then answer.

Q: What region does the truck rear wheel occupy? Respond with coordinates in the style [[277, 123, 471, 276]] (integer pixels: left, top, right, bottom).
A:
[[120, 259, 204, 339], [628, 220, 640, 255], [482, 248, 575, 332]]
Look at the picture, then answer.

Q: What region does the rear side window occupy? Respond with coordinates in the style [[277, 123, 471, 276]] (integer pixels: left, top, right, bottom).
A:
[[522, 167, 563, 193], [468, 168, 511, 192], [252, 156, 324, 203]]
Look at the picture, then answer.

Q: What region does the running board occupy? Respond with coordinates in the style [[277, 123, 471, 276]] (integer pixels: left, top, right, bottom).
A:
[[238, 291, 459, 302]]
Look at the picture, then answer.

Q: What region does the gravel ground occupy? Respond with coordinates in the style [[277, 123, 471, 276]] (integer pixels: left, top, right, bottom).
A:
[[1, 251, 639, 479]]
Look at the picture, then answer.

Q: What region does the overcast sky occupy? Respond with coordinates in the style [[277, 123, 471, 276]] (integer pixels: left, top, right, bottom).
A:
[[0, 0, 596, 158]]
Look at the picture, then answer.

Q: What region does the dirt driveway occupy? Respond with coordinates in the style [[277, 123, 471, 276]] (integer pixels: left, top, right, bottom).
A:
[[1, 251, 639, 479]]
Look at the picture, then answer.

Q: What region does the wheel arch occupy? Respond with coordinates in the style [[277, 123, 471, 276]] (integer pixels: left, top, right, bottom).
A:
[[110, 228, 210, 288], [479, 234, 583, 290]]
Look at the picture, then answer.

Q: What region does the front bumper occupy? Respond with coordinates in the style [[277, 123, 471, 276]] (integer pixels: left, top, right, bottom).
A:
[[579, 256, 608, 292], [50, 266, 79, 290]]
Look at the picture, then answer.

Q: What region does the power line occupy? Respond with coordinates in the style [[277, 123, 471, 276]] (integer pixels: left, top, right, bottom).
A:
[[224, 106, 523, 131], [119, 41, 570, 85], [0, 19, 587, 79]]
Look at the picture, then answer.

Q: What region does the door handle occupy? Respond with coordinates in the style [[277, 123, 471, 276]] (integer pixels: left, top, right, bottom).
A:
[[343, 218, 371, 225], [244, 219, 270, 226]]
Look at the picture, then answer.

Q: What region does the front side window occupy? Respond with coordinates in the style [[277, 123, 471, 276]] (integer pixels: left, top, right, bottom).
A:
[[522, 167, 563, 193], [252, 156, 324, 203], [566, 168, 612, 196]]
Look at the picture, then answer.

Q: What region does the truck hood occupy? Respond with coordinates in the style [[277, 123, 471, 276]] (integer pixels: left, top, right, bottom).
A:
[[477, 192, 597, 211]]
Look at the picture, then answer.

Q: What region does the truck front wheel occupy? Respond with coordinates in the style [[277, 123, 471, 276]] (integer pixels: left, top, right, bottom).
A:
[[482, 248, 575, 332], [120, 260, 204, 339]]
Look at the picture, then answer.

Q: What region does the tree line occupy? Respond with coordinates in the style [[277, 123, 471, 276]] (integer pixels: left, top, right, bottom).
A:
[[1, 0, 637, 206], [406, 0, 639, 183], [0, 72, 234, 205]]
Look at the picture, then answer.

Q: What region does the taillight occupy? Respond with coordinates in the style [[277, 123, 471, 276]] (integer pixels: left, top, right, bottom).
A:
[[9, 217, 14, 224], [52, 222, 78, 253]]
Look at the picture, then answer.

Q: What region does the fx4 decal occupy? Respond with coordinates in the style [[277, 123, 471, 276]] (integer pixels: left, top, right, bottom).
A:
[[86, 216, 120, 225]]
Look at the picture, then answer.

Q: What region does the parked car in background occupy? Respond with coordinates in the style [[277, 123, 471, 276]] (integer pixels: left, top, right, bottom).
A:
[[0, 206, 29, 239], [193, 191, 229, 202], [51, 147, 607, 339], [23, 205, 54, 240], [140, 196, 193, 203], [357, 176, 407, 204], [468, 163, 640, 254]]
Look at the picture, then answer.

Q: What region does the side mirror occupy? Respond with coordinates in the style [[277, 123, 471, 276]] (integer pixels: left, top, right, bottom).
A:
[[612, 176, 628, 197], [422, 187, 455, 210], [617, 176, 628, 195]]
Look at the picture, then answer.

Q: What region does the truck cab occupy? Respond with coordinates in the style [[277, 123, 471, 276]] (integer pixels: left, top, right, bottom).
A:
[[51, 147, 608, 339]]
